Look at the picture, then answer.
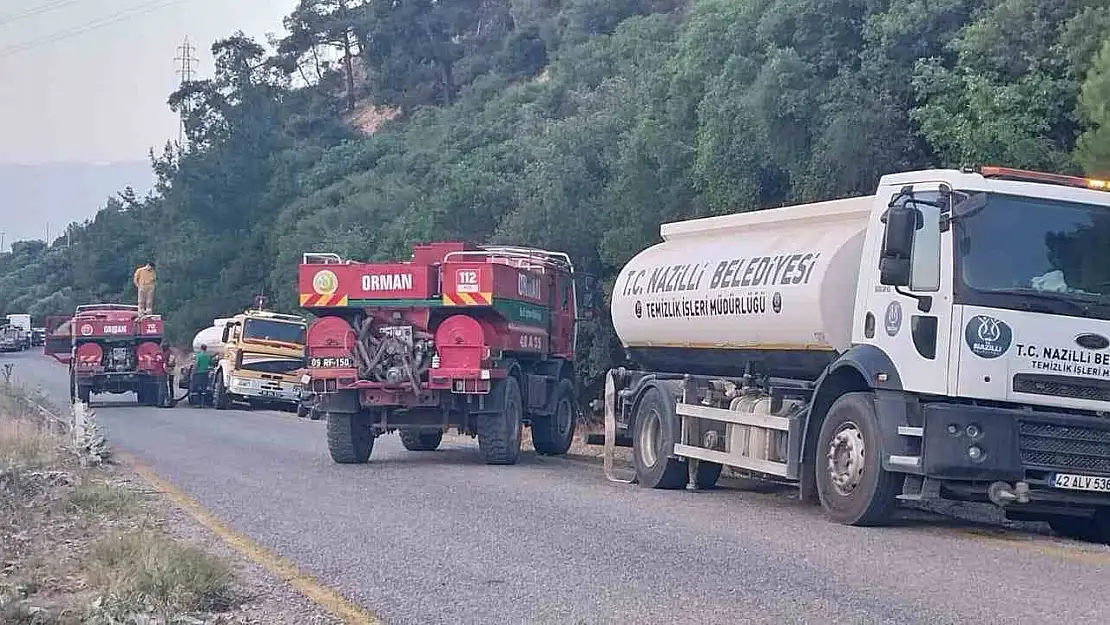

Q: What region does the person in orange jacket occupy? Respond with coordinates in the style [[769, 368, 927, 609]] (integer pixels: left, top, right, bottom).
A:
[[133, 262, 156, 315]]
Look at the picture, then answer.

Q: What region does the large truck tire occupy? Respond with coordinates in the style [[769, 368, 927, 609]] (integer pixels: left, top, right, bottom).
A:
[[815, 391, 900, 526], [532, 378, 577, 456], [327, 411, 374, 463], [213, 376, 230, 410], [77, 385, 91, 404], [690, 460, 724, 489], [400, 429, 444, 451], [478, 376, 523, 465], [137, 380, 159, 406], [632, 385, 689, 489], [1048, 510, 1110, 544]]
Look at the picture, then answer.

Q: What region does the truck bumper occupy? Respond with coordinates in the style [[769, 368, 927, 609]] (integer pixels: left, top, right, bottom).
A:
[[73, 371, 162, 395], [920, 402, 1110, 505], [228, 377, 300, 403]]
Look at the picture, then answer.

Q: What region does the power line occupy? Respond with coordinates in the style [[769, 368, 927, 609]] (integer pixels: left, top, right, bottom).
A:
[[0, 0, 87, 26], [0, 0, 188, 58]]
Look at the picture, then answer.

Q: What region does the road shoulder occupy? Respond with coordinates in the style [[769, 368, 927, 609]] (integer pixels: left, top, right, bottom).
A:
[[0, 382, 347, 624]]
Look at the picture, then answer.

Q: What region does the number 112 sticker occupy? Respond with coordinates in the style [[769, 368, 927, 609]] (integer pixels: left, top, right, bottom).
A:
[[457, 269, 479, 293]]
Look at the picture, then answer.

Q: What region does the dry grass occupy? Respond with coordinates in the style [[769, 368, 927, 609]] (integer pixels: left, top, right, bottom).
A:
[[0, 418, 57, 469], [0, 384, 241, 624], [86, 531, 235, 619], [63, 482, 139, 516]]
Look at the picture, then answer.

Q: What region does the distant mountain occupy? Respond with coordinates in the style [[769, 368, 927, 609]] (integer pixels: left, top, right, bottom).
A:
[[0, 161, 154, 250]]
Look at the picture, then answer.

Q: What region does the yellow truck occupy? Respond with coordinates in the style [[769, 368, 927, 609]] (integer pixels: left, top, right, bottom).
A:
[[189, 309, 308, 410]]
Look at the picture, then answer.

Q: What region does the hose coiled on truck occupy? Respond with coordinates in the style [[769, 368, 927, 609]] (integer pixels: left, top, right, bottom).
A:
[[350, 316, 435, 395]]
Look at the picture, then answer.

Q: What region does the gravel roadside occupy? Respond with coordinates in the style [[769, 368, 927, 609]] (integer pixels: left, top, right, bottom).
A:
[[111, 465, 345, 625]]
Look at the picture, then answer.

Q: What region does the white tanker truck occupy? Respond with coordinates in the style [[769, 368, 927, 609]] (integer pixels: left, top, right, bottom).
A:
[[597, 166, 1110, 543], [192, 319, 231, 356]]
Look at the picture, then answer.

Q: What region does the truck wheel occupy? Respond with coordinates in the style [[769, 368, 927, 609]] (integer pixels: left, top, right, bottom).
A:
[[400, 429, 444, 451], [69, 369, 76, 402], [139, 382, 158, 406], [693, 461, 724, 489], [77, 385, 91, 404], [1048, 510, 1110, 544], [815, 391, 900, 526], [632, 386, 688, 490], [326, 412, 374, 463], [532, 378, 577, 456], [214, 377, 230, 410], [478, 376, 523, 465], [297, 403, 309, 419]]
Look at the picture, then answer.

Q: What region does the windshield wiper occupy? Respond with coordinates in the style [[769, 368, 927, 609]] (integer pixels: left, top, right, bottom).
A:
[[988, 288, 1101, 316]]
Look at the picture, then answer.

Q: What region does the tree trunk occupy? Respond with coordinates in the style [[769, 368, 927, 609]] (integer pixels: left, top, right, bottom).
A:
[[339, 0, 356, 111]]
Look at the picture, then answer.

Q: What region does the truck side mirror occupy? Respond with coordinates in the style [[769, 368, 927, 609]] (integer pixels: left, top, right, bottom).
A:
[[575, 274, 599, 321], [221, 325, 230, 343], [879, 202, 920, 287]]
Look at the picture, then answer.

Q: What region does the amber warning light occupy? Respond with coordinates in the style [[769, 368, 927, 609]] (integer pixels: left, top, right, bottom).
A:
[[979, 166, 1110, 191]]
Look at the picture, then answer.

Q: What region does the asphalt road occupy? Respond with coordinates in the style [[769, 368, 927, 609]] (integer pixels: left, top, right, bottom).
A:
[[8, 349, 1110, 624]]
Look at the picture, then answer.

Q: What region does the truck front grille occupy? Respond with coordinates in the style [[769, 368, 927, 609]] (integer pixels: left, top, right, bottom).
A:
[[1018, 421, 1110, 476], [1012, 373, 1110, 403]]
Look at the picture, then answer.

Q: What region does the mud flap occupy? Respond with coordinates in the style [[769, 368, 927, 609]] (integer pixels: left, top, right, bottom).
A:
[[603, 370, 635, 484]]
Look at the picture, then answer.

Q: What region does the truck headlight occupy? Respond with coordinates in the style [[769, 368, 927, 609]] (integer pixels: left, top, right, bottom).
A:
[[968, 445, 984, 462]]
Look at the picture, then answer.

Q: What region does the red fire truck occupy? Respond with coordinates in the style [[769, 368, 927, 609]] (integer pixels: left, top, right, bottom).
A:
[[45, 304, 168, 406], [299, 242, 590, 465]]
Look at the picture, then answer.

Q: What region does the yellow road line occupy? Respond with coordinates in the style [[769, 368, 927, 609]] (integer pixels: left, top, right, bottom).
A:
[[119, 452, 382, 625]]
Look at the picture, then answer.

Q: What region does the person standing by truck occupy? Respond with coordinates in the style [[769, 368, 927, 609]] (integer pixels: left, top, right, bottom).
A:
[[133, 262, 156, 315], [149, 347, 169, 407], [191, 344, 213, 406], [162, 344, 177, 405]]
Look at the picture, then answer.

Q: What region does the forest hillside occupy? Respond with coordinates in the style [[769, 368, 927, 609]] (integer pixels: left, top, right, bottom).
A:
[[2, 0, 1109, 387]]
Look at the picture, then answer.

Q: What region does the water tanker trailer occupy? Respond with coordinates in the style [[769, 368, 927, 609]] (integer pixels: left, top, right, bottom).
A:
[[596, 166, 1110, 543], [299, 242, 588, 465]]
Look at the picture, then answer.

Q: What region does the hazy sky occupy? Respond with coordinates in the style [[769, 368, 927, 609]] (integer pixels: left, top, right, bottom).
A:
[[0, 0, 297, 165]]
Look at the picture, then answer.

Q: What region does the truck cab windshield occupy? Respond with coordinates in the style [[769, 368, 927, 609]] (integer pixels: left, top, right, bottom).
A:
[[955, 192, 1110, 318], [242, 319, 306, 344]]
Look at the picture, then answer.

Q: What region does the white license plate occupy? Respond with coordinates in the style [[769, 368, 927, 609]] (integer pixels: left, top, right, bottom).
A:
[[1051, 473, 1110, 493], [258, 390, 281, 398]]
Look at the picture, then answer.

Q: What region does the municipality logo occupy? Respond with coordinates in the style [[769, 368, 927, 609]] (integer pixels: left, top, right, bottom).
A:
[[884, 301, 902, 337], [964, 315, 1011, 359]]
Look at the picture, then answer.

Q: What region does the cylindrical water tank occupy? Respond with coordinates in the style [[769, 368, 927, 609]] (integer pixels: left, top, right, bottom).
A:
[[610, 196, 872, 380]]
